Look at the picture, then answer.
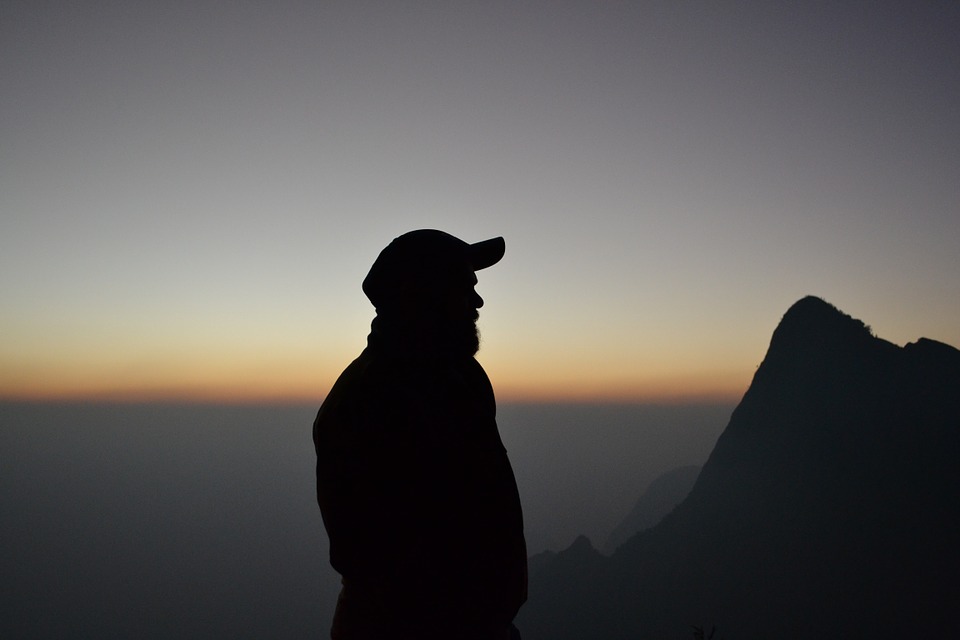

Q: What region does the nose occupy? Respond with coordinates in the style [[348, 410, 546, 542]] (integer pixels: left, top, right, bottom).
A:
[[472, 290, 484, 309]]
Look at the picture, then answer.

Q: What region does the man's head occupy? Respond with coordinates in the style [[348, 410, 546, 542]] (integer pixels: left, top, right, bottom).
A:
[[363, 230, 504, 356]]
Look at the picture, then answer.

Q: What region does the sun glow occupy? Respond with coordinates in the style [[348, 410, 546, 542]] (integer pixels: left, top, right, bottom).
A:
[[1, 349, 750, 405]]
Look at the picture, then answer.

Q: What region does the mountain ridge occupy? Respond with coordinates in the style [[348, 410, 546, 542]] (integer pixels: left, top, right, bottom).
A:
[[602, 465, 701, 555]]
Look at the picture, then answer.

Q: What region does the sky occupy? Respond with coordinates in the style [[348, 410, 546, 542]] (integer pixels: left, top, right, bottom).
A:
[[2, 0, 958, 403]]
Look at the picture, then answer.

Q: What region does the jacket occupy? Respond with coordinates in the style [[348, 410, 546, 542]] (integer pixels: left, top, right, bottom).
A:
[[313, 320, 527, 636]]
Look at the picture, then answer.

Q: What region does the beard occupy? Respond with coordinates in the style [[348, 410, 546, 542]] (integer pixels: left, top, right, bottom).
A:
[[444, 315, 480, 357], [463, 319, 480, 357], [379, 304, 480, 358]]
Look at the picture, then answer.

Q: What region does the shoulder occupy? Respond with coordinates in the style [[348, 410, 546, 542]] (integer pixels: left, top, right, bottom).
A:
[[461, 357, 495, 400], [314, 348, 414, 443], [321, 348, 402, 407]]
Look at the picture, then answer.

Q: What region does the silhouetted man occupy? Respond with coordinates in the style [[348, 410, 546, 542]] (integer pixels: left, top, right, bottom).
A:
[[313, 230, 527, 640]]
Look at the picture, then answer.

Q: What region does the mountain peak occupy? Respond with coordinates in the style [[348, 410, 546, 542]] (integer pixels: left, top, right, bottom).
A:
[[905, 336, 960, 361], [562, 534, 597, 558], [776, 295, 871, 341], [759, 296, 877, 373]]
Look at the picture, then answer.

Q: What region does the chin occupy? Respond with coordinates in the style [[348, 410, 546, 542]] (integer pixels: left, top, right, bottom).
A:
[[455, 323, 480, 357], [432, 316, 481, 358]]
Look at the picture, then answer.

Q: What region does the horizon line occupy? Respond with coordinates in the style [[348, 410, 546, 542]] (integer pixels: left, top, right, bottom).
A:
[[0, 389, 742, 407]]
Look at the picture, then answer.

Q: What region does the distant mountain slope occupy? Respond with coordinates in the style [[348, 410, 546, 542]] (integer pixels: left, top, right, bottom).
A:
[[602, 465, 701, 555], [517, 296, 960, 640]]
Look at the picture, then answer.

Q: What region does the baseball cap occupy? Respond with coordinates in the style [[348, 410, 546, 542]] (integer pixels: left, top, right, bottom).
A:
[[362, 230, 505, 308]]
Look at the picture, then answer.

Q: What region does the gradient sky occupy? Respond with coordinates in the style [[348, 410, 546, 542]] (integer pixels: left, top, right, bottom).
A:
[[2, 1, 958, 403]]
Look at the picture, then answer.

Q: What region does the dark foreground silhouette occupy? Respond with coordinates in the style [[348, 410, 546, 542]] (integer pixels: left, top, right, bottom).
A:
[[517, 296, 960, 640], [313, 231, 527, 640]]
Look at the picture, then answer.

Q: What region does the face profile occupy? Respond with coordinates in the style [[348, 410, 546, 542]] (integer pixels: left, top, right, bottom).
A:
[[433, 270, 484, 357]]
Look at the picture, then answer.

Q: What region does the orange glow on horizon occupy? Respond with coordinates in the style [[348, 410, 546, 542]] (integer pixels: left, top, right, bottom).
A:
[[1, 341, 754, 406], [491, 374, 748, 405], [0, 367, 748, 406]]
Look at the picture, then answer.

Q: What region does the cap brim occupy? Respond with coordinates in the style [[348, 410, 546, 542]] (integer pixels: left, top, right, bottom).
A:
[[469, 237, 505, 271]]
